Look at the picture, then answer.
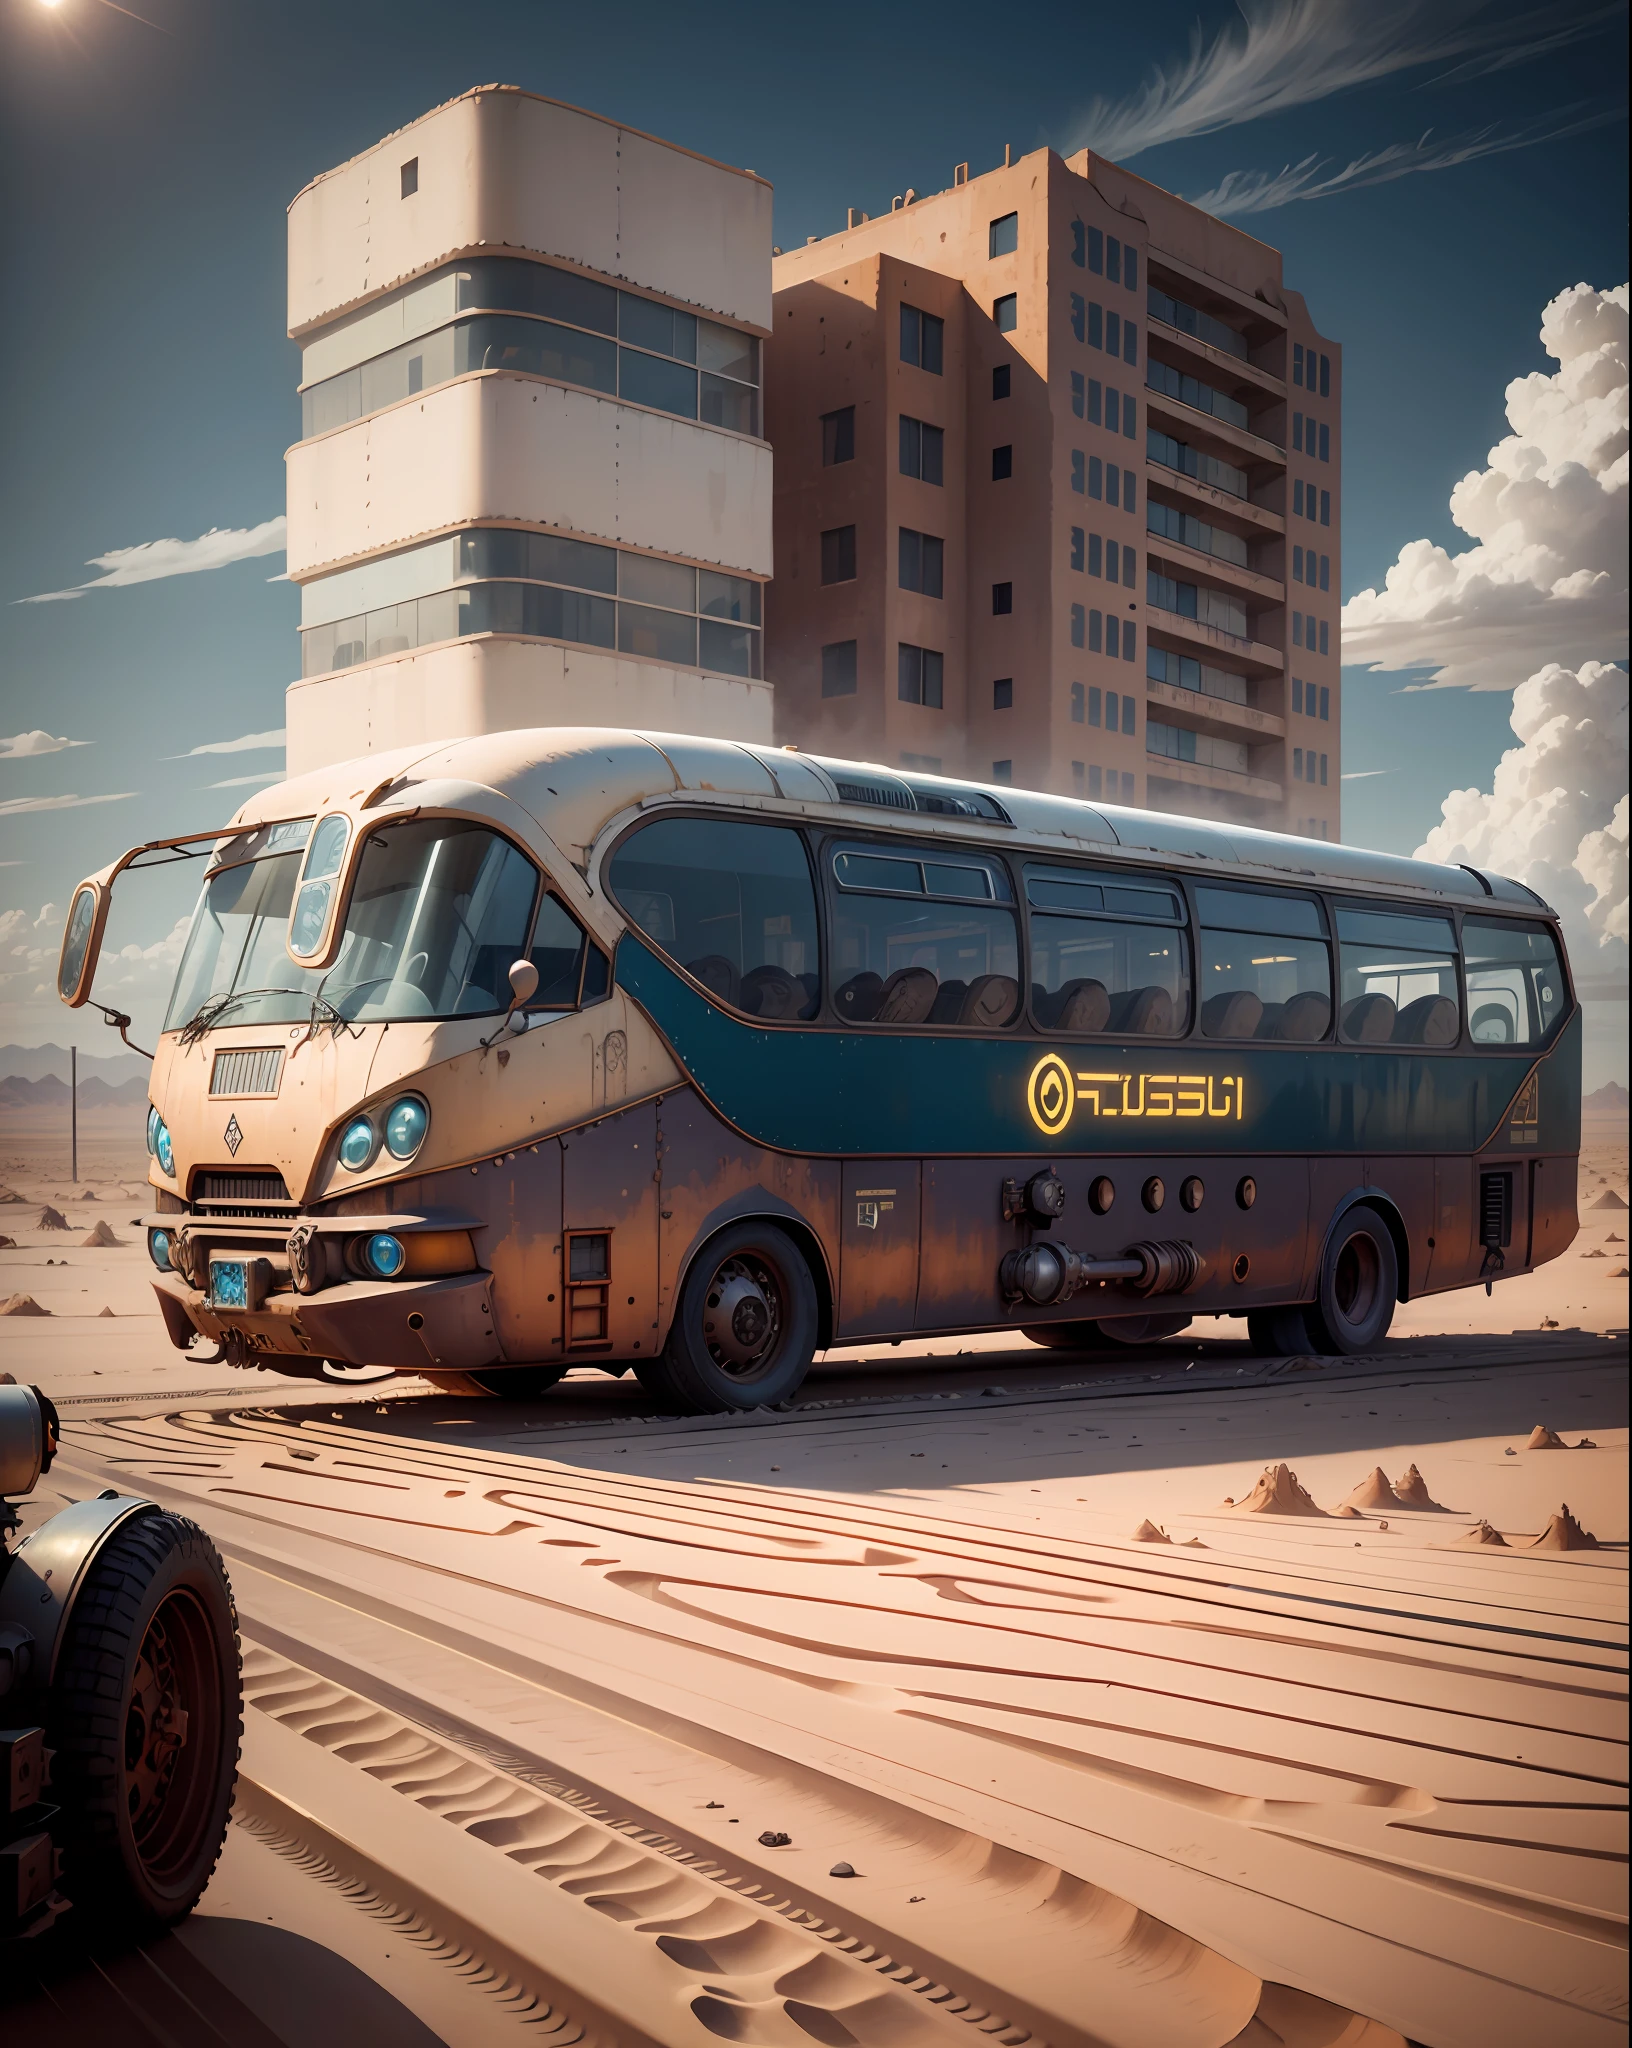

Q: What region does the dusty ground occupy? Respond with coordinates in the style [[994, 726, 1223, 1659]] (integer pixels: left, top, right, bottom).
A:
[[2, 1108, 1627, 2048]]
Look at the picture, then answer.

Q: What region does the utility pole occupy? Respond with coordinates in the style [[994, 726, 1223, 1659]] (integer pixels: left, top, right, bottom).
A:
[[71, 1044, 77, 1187]]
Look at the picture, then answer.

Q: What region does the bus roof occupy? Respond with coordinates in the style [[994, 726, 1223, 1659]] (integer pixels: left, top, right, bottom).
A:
[[235, 728, 1549, 915]]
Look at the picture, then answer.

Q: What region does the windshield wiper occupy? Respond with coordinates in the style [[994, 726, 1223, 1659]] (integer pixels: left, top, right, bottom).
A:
[[295, 991, 360, 1049], [177, 987, 305, 1045]]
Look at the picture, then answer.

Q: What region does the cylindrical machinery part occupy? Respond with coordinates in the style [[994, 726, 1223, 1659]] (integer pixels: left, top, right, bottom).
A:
[[999, 1240, 1206, 1307], [0, 1384, 58, 1497]]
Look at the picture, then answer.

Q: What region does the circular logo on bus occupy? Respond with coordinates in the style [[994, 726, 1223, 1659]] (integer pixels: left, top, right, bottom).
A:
[[1026, 1053, 1075, 1137]]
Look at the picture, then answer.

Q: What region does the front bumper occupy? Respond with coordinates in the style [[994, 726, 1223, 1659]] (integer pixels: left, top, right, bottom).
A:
[[152, 1268, 501, 1372]]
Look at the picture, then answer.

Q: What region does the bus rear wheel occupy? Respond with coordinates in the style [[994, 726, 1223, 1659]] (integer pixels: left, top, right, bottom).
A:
[[654, 1222, 818, 1413], [1310, 1207, 1399, 1353]]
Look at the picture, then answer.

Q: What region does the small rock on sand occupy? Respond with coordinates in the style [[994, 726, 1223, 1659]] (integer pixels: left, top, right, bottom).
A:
[[1526, 1425, 1567, 1449], [1447, 1520, 1509, 1549], [829, 1861, 856, 1878], [1525, 1505, 1600, 1551], [79, 1220, 123, 1248], [1340, 1466, 1404, 1512], [1226, 1462, 1327, 1516], [1131, 1519, 1171, 1543], [0, 1294, 51, 1317], [758, 1830, 791, 1848]]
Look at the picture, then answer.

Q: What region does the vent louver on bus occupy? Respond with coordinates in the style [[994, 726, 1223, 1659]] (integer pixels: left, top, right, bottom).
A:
[[831, 777, 916, 811], [193, 1170, 294, 1215], [209, 1046, 284, 1096], [1479, 1172, 1512, 1251]]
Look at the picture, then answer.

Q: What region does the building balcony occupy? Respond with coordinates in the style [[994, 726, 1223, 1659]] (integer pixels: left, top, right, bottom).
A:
[[1145, 313, 1286, 402], [1144, 532, 1284, 605], [1146, 676, 1284, 743], [1146, 607, 1283, 676], [1145, 754, 1284, 806], [1144, 457, 1284, 536], [1144, 388, 1286, 469]]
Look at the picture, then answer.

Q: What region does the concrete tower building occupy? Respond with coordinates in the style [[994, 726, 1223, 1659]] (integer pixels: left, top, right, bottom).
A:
[[766, 148, 1341, 835], [284, 87, 775, 774]]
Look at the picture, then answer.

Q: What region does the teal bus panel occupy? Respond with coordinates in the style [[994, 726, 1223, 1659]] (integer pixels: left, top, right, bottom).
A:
[[616, 935, 1569, 1159]]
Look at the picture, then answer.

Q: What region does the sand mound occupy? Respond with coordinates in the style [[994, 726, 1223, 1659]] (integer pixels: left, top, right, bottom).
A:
[[1525, 1425, 1566, 1449], [33, 1205, 69, 1231], [1589, 1189, 1627, 1209], [1130, 1520, 1171, 1543], [1340, 1466, 1404, 1511], [0, 1235, 14, 1251], [0, 1294, 51, 1317], [79, 1220, 123, 1248], [1581, 1248, 1607, 1258], [1612, 1267, 1630, 1279], [0, 1186, 24, 1204], [1334, 1503, 1362, 1519], [97, 1305, 116, 1317], [1525, 1505, 1600, 1551], [1225, 1462, 1327, 1517], [1393, 1464, 1447, 1510], [1447, 1520, 1509, 1549]]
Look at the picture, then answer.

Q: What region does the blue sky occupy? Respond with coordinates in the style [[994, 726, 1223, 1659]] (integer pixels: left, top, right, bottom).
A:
[[1, 0, 1626, 1071]]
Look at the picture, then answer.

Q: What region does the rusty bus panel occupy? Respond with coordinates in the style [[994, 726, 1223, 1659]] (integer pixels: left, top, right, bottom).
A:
[[838, 1163, 920, 1340], [562, 1103, 660, 1362]]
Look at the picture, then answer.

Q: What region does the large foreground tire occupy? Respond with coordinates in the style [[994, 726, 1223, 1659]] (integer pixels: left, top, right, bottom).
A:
[[1309, 1206, 1399, 1354], [47, 1510, 241, 1931], [1024, 1314, 1191, 1350], [651, 1222, 818, 1413]]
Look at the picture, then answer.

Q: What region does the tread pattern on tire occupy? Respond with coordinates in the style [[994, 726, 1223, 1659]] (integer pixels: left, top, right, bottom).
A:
[[48, 1508, 243, 1926]]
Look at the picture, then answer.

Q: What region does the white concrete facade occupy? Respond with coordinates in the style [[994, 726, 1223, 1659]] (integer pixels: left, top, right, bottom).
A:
[[284, 86, 775, 773]]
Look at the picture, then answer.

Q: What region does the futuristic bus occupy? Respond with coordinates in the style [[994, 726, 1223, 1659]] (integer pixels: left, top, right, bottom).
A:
[[58, 728, 1580, 1412]]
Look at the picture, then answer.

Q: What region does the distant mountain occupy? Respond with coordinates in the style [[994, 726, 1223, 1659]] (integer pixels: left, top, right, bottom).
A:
[[0, 1073, 149, 1109], [0, 1042, 150, 1087], [1584, 1081, 1629, 1120]]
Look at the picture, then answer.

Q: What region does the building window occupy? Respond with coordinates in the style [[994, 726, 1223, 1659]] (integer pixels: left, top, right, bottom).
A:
[[1319, 619, 1329, 655], [993, 362, 1011, 400], [1105, 387, 1120, 435], [1123, 621, 1137, 662], [1293, 342, 1305, 387], [1107, 461, 1121, 504], [899, 415, 944, 483], [1088, 763, 1103, 795], [992, 759, 1013, 782], [1293, 412, 1303, 453], [1070, 681, 1084, 722], [898, 643, 944, 707], [1070, 602, 1084, 646], [1088, 301, 1103, 350], [400, 158, 419, 198], [1122, 467, 1137, 512], [1293, 479, 1305, 516], [1089, 685, 1102, 725], [1320, 489, 1331, 526], [1071, 370, 1085, 417], [1320, 685, 1330, 720], [1105, 537, 1119, 583], [1072, 450, 1086, 494], [1088, 609, 1103, 653], [1087, 377, 1102, 424], [1073, 760, 1085, 790], [989, 211, 1019, 258], [1293, 545, 1303, 583], [1088, 532, 1103, 576], [1294, 746, 1303, 780], [992, 443, 1013, 480], [898, 528, 944, 596], [900, 304, 944, 373], [1292, 677, 1303, 714], [1105, 687, 1121, 731], [1088, 454, 1102, 499], [1123, 394, 1137, 438], [1106, 309, 1122, 357], [1319, 353, 1331, 397], [994, 677, 1014, 709], [1088, 226, 1104, 274], [1071, 220, 1086, 268], [1124, 321, 1138, 367], [821, 640, 857, 698], [994, 581, 1015, 615], [821, 406, 855, 465], [1070, 526, 1085, 570], [1292, 614, 1303, 648], [821, 525, 857, 585], [994, 293, 1018, 334], [1319, 553, 1330, 591], [1319, 423, 1331, 463], [1319, 752, 1329, 785], [1070, 294, 1085, 342], [1106, 236, 1122, 285], [1106, 615, 1121, 660]]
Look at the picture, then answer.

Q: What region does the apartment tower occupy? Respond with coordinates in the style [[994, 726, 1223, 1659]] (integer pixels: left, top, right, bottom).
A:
[[768, 149, 1340, 834], [283, 87, 774, 773]]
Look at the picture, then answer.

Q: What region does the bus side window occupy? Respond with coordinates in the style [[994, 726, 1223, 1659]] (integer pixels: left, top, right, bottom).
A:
[[1025, 864, 1189, 1035], [1463, 919, 1565, 1045], [830, 846, 1021, 1027], [1336, 906, 1460, 1046], [1195, 886, 1330, 1040], [529, 894, 596, 1007], [607, 816, 820, 1020]]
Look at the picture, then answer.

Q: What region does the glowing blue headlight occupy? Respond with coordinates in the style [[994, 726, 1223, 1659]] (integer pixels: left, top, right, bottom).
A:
[[148, 1228, 173, 1272], [363, 1232, 406, 1279], [146, 1104, 160, 1155], [339, 1116, 377, 1171], [153, 1116, 174, 1178], [383, 1096, 429, 1160]]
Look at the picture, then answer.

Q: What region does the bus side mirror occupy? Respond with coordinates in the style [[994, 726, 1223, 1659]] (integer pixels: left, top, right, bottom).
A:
[[504, 959, 539, 1030], [57, 882, 110, 1008]]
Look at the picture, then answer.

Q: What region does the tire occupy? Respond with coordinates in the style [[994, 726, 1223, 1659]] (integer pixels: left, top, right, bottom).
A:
[[1246, 1306, 1321, 1356], [651, 1222, 818, 1413], [1309, 1206, 1399, 1354], [467, 1366, 569, 1397], [1024, 1314, 1191, 1350], [47, 1510, 241, 1931]]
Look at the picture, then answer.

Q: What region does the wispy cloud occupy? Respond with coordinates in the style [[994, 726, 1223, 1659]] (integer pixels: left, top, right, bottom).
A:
[[1068, 0, 1615, 161], [16, 516, 286, 605], [174, 728, 286, 759], [0, 792, 137, 816], [1191, 107, 1624, 217], [207, 773, 286, 789], [1341, 769, 1395, 781], [0, 731, 90, 758]]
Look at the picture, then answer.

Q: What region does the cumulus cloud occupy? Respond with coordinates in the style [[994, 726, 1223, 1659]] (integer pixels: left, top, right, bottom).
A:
[[16, 516, 286, 604], [1, 899, 191, 1020], [0, 791, 137, 817], [1415, 660, 1628, 993], [0, 731, 90, 758], [1190, 108, 1621, 219], [174, 728, 286, 758], [1067, 0, 1613, 161], [1343, 281, 1628, 691]]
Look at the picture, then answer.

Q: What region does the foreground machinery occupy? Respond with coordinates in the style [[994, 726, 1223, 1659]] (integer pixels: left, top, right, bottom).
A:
[[0, 1383, 240, 1943]]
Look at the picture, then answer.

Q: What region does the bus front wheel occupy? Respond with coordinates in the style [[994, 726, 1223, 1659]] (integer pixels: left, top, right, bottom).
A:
[[1311, 1207, 1399, 1354], [655, 1223, 818, 1413]]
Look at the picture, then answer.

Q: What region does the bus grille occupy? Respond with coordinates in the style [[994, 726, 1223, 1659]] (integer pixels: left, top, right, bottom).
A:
[[1479, 1172, 1512, 1250], [210, 1047, 284, 1096], [832, 777, 915, 811], [193, 1170, 294, 1215]]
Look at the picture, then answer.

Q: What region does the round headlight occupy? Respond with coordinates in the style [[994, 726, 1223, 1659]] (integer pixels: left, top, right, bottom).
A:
[[383, 1096, 429, 1160], [363, 1232, 406, 1279], [146, 1104, 160, 1156], [148, 1228, 173, 1272], [153, 1117, 174, 1178], [339, 1116, 377, 1171]]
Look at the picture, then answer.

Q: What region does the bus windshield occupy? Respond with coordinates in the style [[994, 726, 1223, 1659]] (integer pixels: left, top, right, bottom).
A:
[[164, 816, 541, 1033]]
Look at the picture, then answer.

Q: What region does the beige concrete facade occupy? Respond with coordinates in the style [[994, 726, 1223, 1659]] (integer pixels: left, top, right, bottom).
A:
[[284, 87, 775, 775], [768, 148, 1341, 834]]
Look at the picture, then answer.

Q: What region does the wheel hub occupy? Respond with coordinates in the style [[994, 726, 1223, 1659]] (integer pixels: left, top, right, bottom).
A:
[[127, 1610, 189, 1847], [702, 1256, 782, 1376]]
